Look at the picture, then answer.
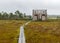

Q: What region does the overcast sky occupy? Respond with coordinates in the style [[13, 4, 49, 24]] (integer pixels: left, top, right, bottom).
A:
[[0, 0, 60, 15]]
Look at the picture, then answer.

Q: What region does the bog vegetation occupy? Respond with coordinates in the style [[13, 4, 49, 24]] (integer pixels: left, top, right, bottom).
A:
[[0, 10, 60, 43], [0, 20, 26, 43], [25, 20, 60, 43]]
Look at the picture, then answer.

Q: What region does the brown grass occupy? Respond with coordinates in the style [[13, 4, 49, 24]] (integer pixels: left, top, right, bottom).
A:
[[25, 21, 60, 43], [0, 20, 26, 43]]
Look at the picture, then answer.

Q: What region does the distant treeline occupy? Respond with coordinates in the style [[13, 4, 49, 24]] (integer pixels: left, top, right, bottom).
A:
[[0, 10, 32, 20]]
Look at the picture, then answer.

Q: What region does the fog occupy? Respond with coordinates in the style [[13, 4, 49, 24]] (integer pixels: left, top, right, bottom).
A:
[[0, 0, 60, 15]]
